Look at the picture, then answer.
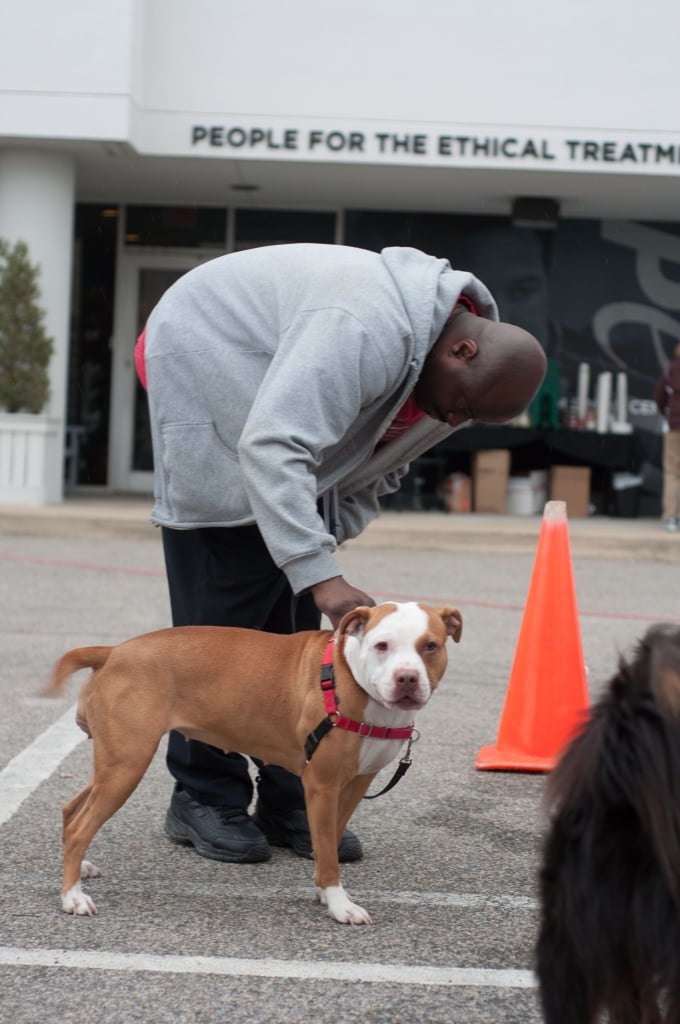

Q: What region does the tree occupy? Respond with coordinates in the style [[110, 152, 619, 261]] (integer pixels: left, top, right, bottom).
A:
[[0, 239, 54, 413]]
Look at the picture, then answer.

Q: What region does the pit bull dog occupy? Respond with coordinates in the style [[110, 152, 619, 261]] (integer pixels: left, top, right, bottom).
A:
[[44, 601, 462, 924]]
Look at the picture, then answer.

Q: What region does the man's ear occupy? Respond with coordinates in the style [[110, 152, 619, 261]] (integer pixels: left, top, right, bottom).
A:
[[450, 337, 478, 361]]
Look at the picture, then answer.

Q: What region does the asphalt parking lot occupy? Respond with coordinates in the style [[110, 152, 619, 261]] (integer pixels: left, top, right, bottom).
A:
[[1, 509, 678, 1023]]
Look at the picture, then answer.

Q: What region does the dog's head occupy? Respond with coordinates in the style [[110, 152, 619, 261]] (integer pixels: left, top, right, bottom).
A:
[[551, 623, 680, 804], [546, 621, 680, 846], [625, 622, 680, 717], [336, 601, 462, 711]]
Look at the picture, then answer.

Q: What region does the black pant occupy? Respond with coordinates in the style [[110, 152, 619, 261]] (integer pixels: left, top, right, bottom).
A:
[[162, 525, 321, 810]]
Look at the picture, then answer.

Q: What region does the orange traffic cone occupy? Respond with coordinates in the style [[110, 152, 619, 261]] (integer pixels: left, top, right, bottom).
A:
[[475, 500, 589, 772]]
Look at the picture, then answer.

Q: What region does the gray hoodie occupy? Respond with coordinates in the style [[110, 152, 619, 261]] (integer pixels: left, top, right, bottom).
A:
[[144, 243, 498, 593]]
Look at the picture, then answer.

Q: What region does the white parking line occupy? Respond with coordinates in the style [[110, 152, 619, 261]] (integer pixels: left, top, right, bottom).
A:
[[0, 704, 84, 826], [0, 946, 535, 988]]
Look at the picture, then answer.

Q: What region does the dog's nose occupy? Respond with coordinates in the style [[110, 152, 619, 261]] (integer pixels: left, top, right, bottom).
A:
[[395, 669, 420, 691]]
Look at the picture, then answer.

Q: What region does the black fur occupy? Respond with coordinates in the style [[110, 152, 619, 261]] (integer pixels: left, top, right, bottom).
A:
[[536, 623, 680, 1023]]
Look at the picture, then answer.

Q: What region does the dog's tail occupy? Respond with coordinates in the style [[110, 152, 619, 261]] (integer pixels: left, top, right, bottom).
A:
[[42, 647, 113, 697]]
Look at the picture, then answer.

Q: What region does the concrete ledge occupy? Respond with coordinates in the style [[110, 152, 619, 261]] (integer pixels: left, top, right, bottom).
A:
[[0, 498, 678, 562], [348, 511, 680, 562], [0, 496, 158, 542]]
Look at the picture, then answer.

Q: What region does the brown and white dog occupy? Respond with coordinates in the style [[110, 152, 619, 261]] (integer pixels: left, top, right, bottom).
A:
[[43, 601, 462, 925]]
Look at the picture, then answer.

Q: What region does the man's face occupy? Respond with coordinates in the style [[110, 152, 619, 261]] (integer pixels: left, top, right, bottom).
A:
[[413, 334, 522, 428]]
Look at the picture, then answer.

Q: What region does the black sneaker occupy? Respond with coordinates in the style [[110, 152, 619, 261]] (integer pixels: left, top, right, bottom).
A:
[[165, 786, 271, 863], [253, 801, 363, 862]]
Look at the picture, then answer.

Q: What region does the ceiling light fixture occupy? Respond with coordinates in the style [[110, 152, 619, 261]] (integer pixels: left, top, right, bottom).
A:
[[511, 197, 560, 230]]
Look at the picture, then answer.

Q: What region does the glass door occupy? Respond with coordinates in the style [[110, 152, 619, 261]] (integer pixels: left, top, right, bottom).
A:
[[108, 249, 222, 492]]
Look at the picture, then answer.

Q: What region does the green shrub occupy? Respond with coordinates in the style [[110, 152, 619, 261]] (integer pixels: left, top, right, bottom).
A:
[[0, 239, 54, 413]]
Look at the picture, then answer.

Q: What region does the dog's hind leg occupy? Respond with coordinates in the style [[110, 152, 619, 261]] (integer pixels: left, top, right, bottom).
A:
[[61, 780, 100, 915], [62, 783, 102, 887], [61, 759, 149, 916]]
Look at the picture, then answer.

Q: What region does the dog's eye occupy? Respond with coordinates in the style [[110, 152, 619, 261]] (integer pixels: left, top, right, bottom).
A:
[[374, 641, 389, 653], [422, 641, 440, 655]]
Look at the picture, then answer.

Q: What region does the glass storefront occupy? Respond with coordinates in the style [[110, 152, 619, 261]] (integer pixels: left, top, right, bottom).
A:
[[68, 203, 672, 514]]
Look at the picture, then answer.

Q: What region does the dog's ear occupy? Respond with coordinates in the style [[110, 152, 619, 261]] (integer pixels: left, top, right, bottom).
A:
[[337, 606, 373, 640], [650, 630, 680, 716], [435, 606, 463, 644]]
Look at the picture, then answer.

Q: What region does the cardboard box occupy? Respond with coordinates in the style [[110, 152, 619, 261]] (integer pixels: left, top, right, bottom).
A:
[[438, 472, 471, 513], [549, 465, 591, 518], [472, 449, 510, 514]]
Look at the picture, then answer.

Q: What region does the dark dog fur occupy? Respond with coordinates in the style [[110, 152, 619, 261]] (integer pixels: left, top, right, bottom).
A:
[[536, 623, 680, 1024]]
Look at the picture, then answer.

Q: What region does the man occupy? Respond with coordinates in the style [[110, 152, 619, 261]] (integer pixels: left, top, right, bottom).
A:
[[139, 242, 546, 865], [653, 341, 680, 531]]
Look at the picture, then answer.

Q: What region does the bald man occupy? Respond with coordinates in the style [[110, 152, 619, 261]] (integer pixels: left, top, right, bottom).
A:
[[138, 243, 546, 866]]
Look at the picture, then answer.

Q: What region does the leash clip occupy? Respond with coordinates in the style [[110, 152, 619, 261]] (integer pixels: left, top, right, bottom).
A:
[[403, 728, 420, 762], [363, 728, 422, 801], [400, 730, 415, 765]]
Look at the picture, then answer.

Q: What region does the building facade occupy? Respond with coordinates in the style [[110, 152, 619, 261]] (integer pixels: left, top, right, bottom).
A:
[[2, 0, 679, 503]]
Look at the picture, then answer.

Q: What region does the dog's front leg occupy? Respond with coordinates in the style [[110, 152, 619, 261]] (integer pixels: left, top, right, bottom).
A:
[[321, 774, 375, 925], [316, 884, 371, 926], [303, 778, 371, 925]]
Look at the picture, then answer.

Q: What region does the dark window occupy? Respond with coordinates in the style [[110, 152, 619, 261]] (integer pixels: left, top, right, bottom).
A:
[[235, 209, 336, 249], [125, 206, 227, 247], [67, 204, 118, 485]]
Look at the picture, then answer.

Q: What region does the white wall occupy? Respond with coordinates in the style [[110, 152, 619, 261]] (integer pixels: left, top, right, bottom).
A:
[[136, 0, 677, 132], [2, 0, 679, 143], [1, 0, 138, 138]]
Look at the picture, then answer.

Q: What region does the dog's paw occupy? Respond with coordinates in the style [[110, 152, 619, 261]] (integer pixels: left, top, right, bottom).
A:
[[316, 884, 372, 925], [80, 859, 101, 879], [62, 884, 97, 916]]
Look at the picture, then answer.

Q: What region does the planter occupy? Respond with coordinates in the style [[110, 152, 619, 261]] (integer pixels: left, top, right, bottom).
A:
[[0, 413, 62, 505]]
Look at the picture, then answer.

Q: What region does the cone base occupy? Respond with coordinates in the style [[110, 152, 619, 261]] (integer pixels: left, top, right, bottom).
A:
[[474, 743, 556, 773]]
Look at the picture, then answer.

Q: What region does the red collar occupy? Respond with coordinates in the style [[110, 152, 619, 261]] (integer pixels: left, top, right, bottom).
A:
[[317, 638, 415, 742]]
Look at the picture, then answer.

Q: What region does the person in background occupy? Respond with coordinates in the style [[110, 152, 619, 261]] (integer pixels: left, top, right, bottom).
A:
[[653, 341, 680, 531], [136, 242, 546, 866]]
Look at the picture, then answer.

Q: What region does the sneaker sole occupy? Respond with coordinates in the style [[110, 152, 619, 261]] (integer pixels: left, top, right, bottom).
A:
[[164, 809, 271, 864]]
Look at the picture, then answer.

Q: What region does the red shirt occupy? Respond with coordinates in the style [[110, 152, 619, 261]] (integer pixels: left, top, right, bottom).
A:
[[135, 328, 148, 389], [378, 394, 425, 444]]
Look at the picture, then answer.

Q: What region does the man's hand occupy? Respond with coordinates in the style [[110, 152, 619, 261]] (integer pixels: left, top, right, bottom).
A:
[[310, 576, 375, 629]]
